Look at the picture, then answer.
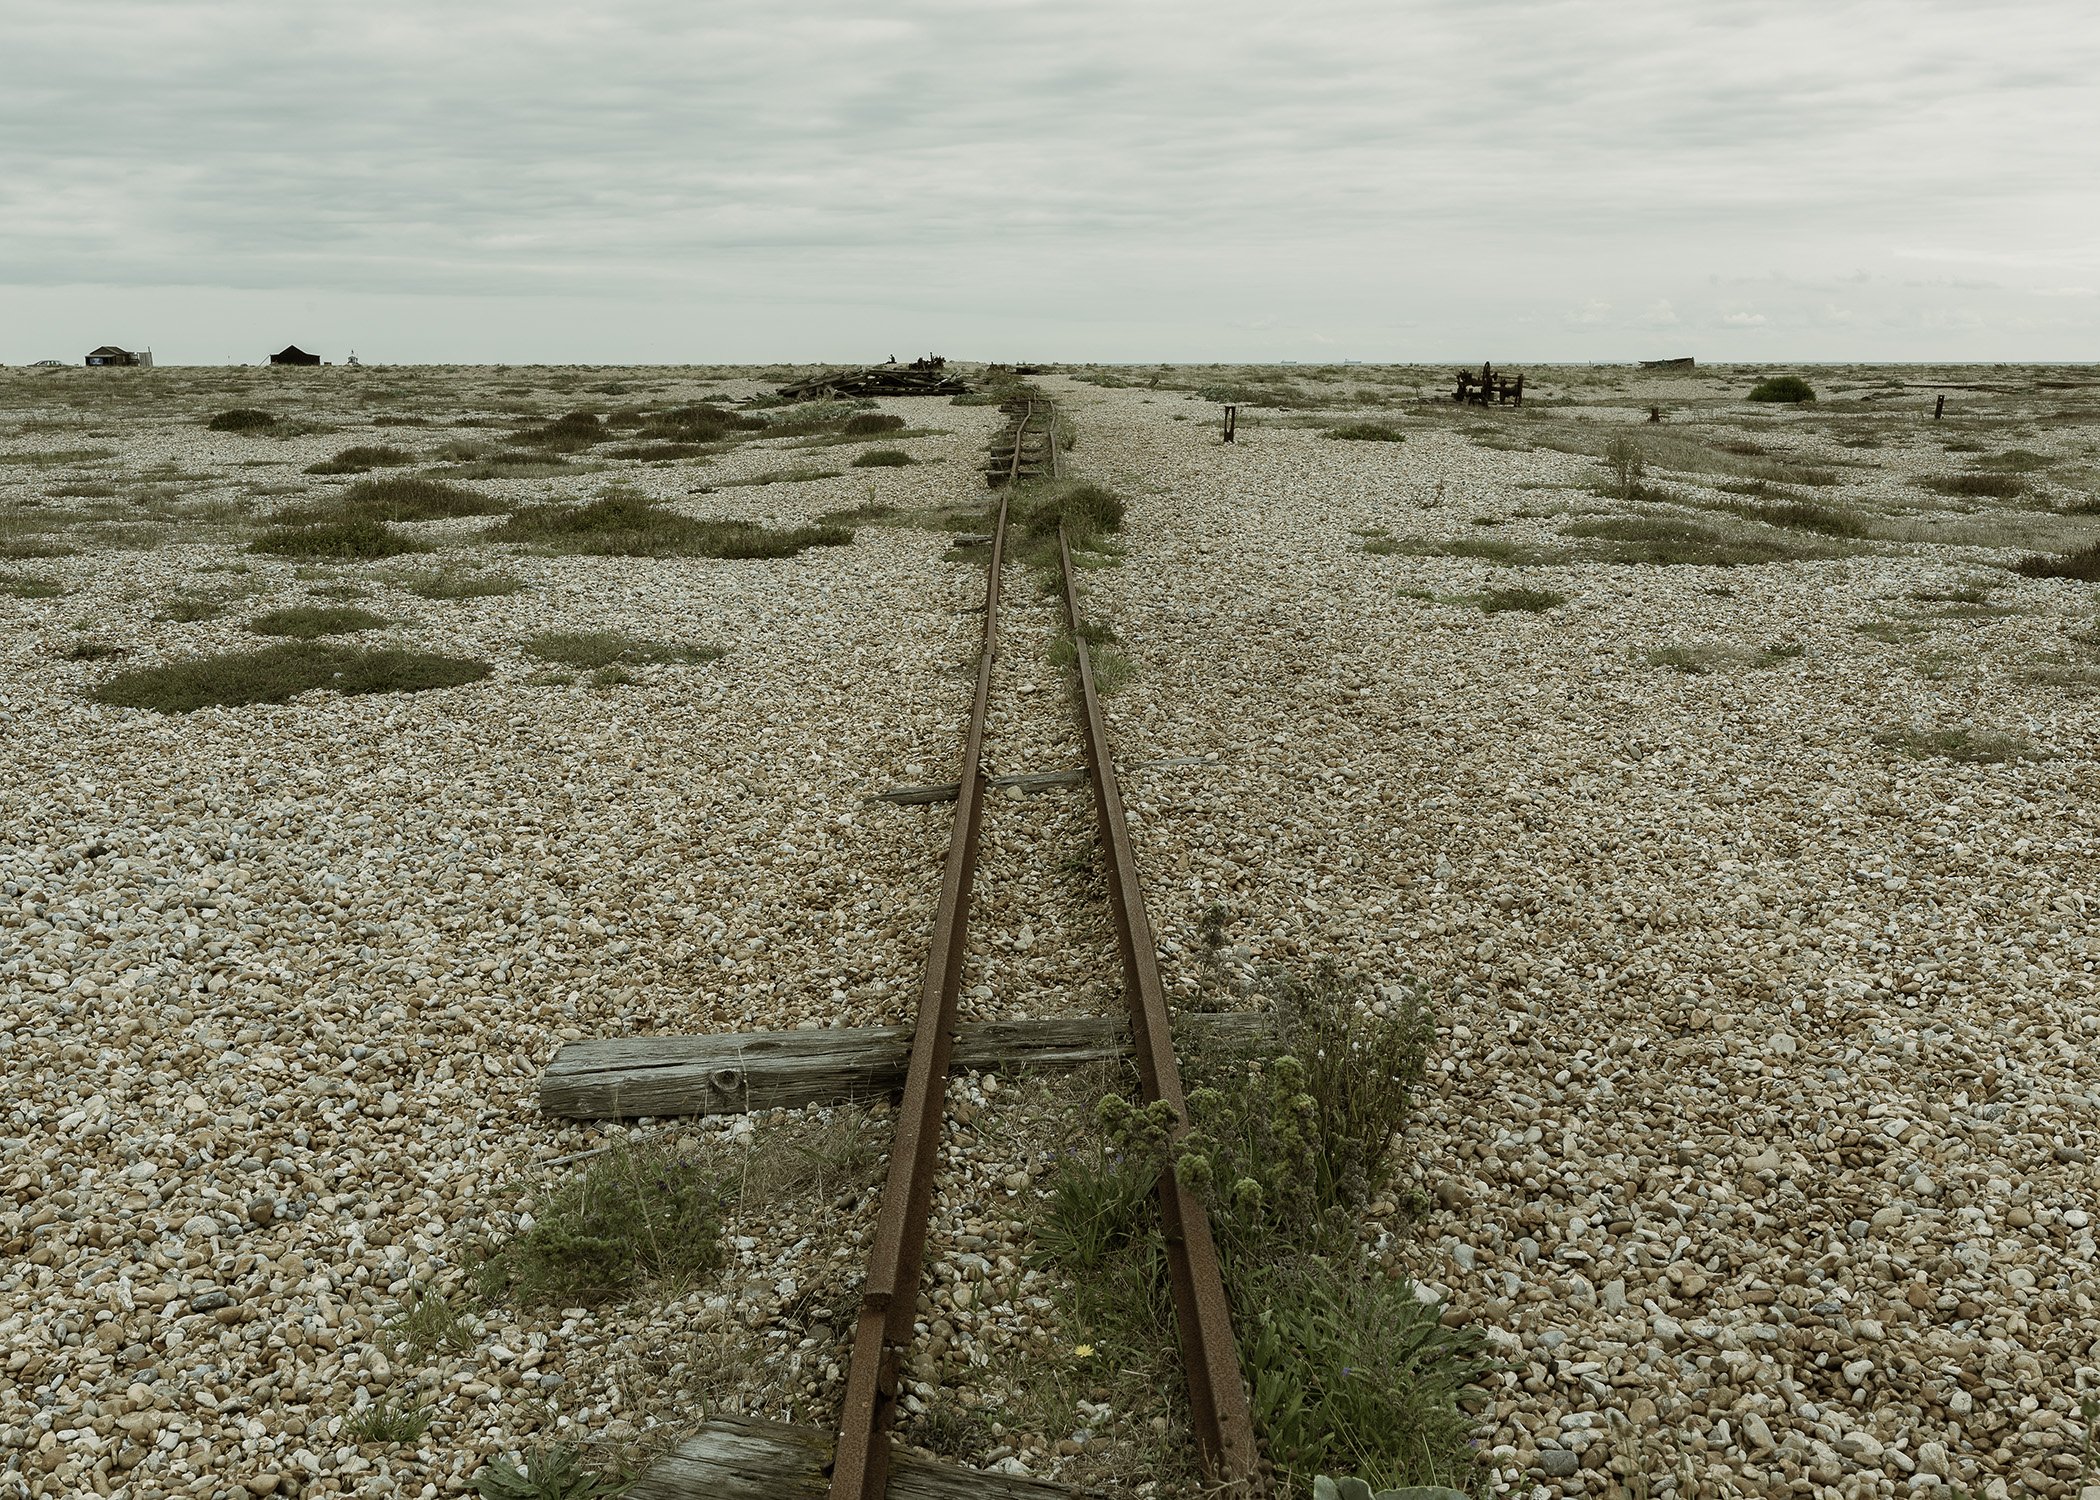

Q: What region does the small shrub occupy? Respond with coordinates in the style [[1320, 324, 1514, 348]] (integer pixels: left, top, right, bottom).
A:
[[1746, 375, 1816, 404], [1873, 726, 2041, 763], [1478, 586, 1563, 614], [1021, 480, 1126, 546], [511, 410, 605, 451], [522, 630, 723, 668], [279, 474, 507, 525], [247, 604, 390, 638], [3, 575, 66, 599], [1602, 435, 1646, 500], [1920, 472, 2025, 500], [250, 519, 431, 560], [401, 568, 525, 599], [66, 639, 131, 661], [476, 1144, 724, 1307], [851, 449, 913, 468], [0, 538, 76, 561], [206, 409, 278, 432], [155, 594, 230, 623], [842, 411, 906, 435], [91, 643, 490, 712], [1562, 515, 1832, 567], [488, 492, 851, 559], [1326, 422, 1405, 442], [306, 444, 417, 475], [2013, 545, 2100, 582]]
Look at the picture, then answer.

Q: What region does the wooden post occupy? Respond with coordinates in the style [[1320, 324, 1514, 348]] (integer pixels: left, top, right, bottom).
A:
[[1649, 405, 1661, 424], [1513, 372, 1524, 406], [1934, 394, 1946, 420], [1222, 404, 1238, 443]]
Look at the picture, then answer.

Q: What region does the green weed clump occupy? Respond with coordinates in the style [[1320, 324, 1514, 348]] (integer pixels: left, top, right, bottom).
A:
[[488, 491, 852, 559], [91, 643, 489, 712], [511, 410, 605, 451], [345, 1399, 433, 1446], [305, 444, 418, 475], [474, 1446, 629, 1500], [1478, 586, 1563, 614], [1561, 515, 1837, 567], [155, 593, 231, 622], [2013, 544, 2100, 582], [1873, 726, 2041, 763], [1037, 967, 1482, 1495], [1746, 375, 1816, 404], [1326, 422, 1405, 442], [246, 604, 390, 638], [277, 474, 507, 525], [1920, 472, 2026, 500], [1727, 499, 1867, 537], [842, 411, 906, 435], [1021, 479, 1126, 547], [851, 449, 913, 467], [4, 575, 67, 599], [206, 409, 278, 432], [249, 518, 432, 560], [522, 630, 724, 668], [476, 1144, 725, 1308]]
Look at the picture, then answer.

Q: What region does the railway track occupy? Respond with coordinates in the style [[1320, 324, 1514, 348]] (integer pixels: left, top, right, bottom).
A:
[[595, 393, 1264, 1497], [828, 393, 1262, 1499]]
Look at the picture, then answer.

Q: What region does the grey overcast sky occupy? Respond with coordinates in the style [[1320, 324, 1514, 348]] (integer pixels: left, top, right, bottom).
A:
[[3, 1, 2096, 365]]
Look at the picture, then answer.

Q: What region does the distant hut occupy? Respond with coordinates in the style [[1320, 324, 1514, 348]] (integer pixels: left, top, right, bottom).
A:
[[270, 345, 321, 366], [85, 345, 149, 367]]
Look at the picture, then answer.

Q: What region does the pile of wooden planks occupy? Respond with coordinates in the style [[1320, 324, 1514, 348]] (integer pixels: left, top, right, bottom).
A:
[[776, 356, 972, 399]]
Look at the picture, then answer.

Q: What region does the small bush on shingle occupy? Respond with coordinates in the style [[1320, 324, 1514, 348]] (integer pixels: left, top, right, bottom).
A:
[[249, 519, 431, 560], [246, 605, 390, 638], [1746, 375, 1816, 404], [206, 409, 278, 432], [91, 643, 490, 712]]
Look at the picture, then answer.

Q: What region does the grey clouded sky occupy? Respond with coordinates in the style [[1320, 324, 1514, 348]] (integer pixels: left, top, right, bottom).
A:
[[4, 0, 2096, 364]]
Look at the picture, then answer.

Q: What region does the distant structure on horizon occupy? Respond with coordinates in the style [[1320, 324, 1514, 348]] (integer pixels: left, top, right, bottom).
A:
[[270, 345, 322, 366], [1640, 357, 1696, 370], [85, 345, 150, 367]]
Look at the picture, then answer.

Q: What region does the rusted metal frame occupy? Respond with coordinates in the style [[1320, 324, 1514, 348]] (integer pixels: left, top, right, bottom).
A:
[[1054, 527, 1264, 1495], [829, 492, 1013, 1500]]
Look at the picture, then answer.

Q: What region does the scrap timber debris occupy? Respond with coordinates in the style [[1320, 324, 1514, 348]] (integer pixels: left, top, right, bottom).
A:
[[775, 354, 973, 399]]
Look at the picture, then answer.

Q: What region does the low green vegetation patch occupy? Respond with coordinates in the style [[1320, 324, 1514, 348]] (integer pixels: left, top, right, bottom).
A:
[[1718, 498, 1867, 537], [91, 642, 490, 712], [842, 411, 906, 435], [2013, 544, 2100, 582], [712, 465, 844, 489], [1326, 422, 1406, 442], [2, 574, 66, 599], [247, 604, 390, 638], [206, 409, 279, 432], [1563, 514, 1845, 567], [277, 474, 507, 525], [66, 639, 131, 662], [1020, 479, 1127, 547], [474, 1447, 630, 1500], [488, 491, 852, 559], [155, 593, 232, 623], [1873, 725, 2042, 763], [850, 449, 913, 467], [522, 629, 724, 668], [1746, 375, 1816, 404], [476, 1142, 724, 1307], [510, 410, 605, 451], [400, 567, 525, 599], [1036, 966, 1482, 1494], [1478, 586, 1564, 613], [1920, 472, 2026, 500], [305, 444, 418, 476], [249, 518, 432, 560]]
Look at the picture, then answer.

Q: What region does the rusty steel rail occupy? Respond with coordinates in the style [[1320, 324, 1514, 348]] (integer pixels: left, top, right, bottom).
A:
[[828, 440, 1020, 1500], [1056, 525, 1264, 1495]]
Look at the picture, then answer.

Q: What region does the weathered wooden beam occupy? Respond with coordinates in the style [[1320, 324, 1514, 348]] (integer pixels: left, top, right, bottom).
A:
[[540, 1011, 1270, 1121], [627, 1415, 1082, 1500]]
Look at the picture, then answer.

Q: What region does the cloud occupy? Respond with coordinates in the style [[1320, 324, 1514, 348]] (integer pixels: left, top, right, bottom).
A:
[[1566, 300, 1613, 325], [1640, 300, 1679, 327], [1, 0, 2096, 360], [1721, 311, 1768, 327]]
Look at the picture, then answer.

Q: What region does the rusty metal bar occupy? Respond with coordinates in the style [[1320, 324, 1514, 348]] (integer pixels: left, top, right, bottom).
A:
[[829, 486, 1013, 1500], [1055, 526, 1265, 1496]]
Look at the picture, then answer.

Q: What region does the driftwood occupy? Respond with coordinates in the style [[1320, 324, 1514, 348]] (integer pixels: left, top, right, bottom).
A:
[[628, 1415, 1081, 1500], [540, 1012, 1270, 1120]]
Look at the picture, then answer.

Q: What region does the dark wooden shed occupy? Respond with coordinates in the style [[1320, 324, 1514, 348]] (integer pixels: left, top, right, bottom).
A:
[[85, 346, 142, 367], [270, 345, 322, 366]]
